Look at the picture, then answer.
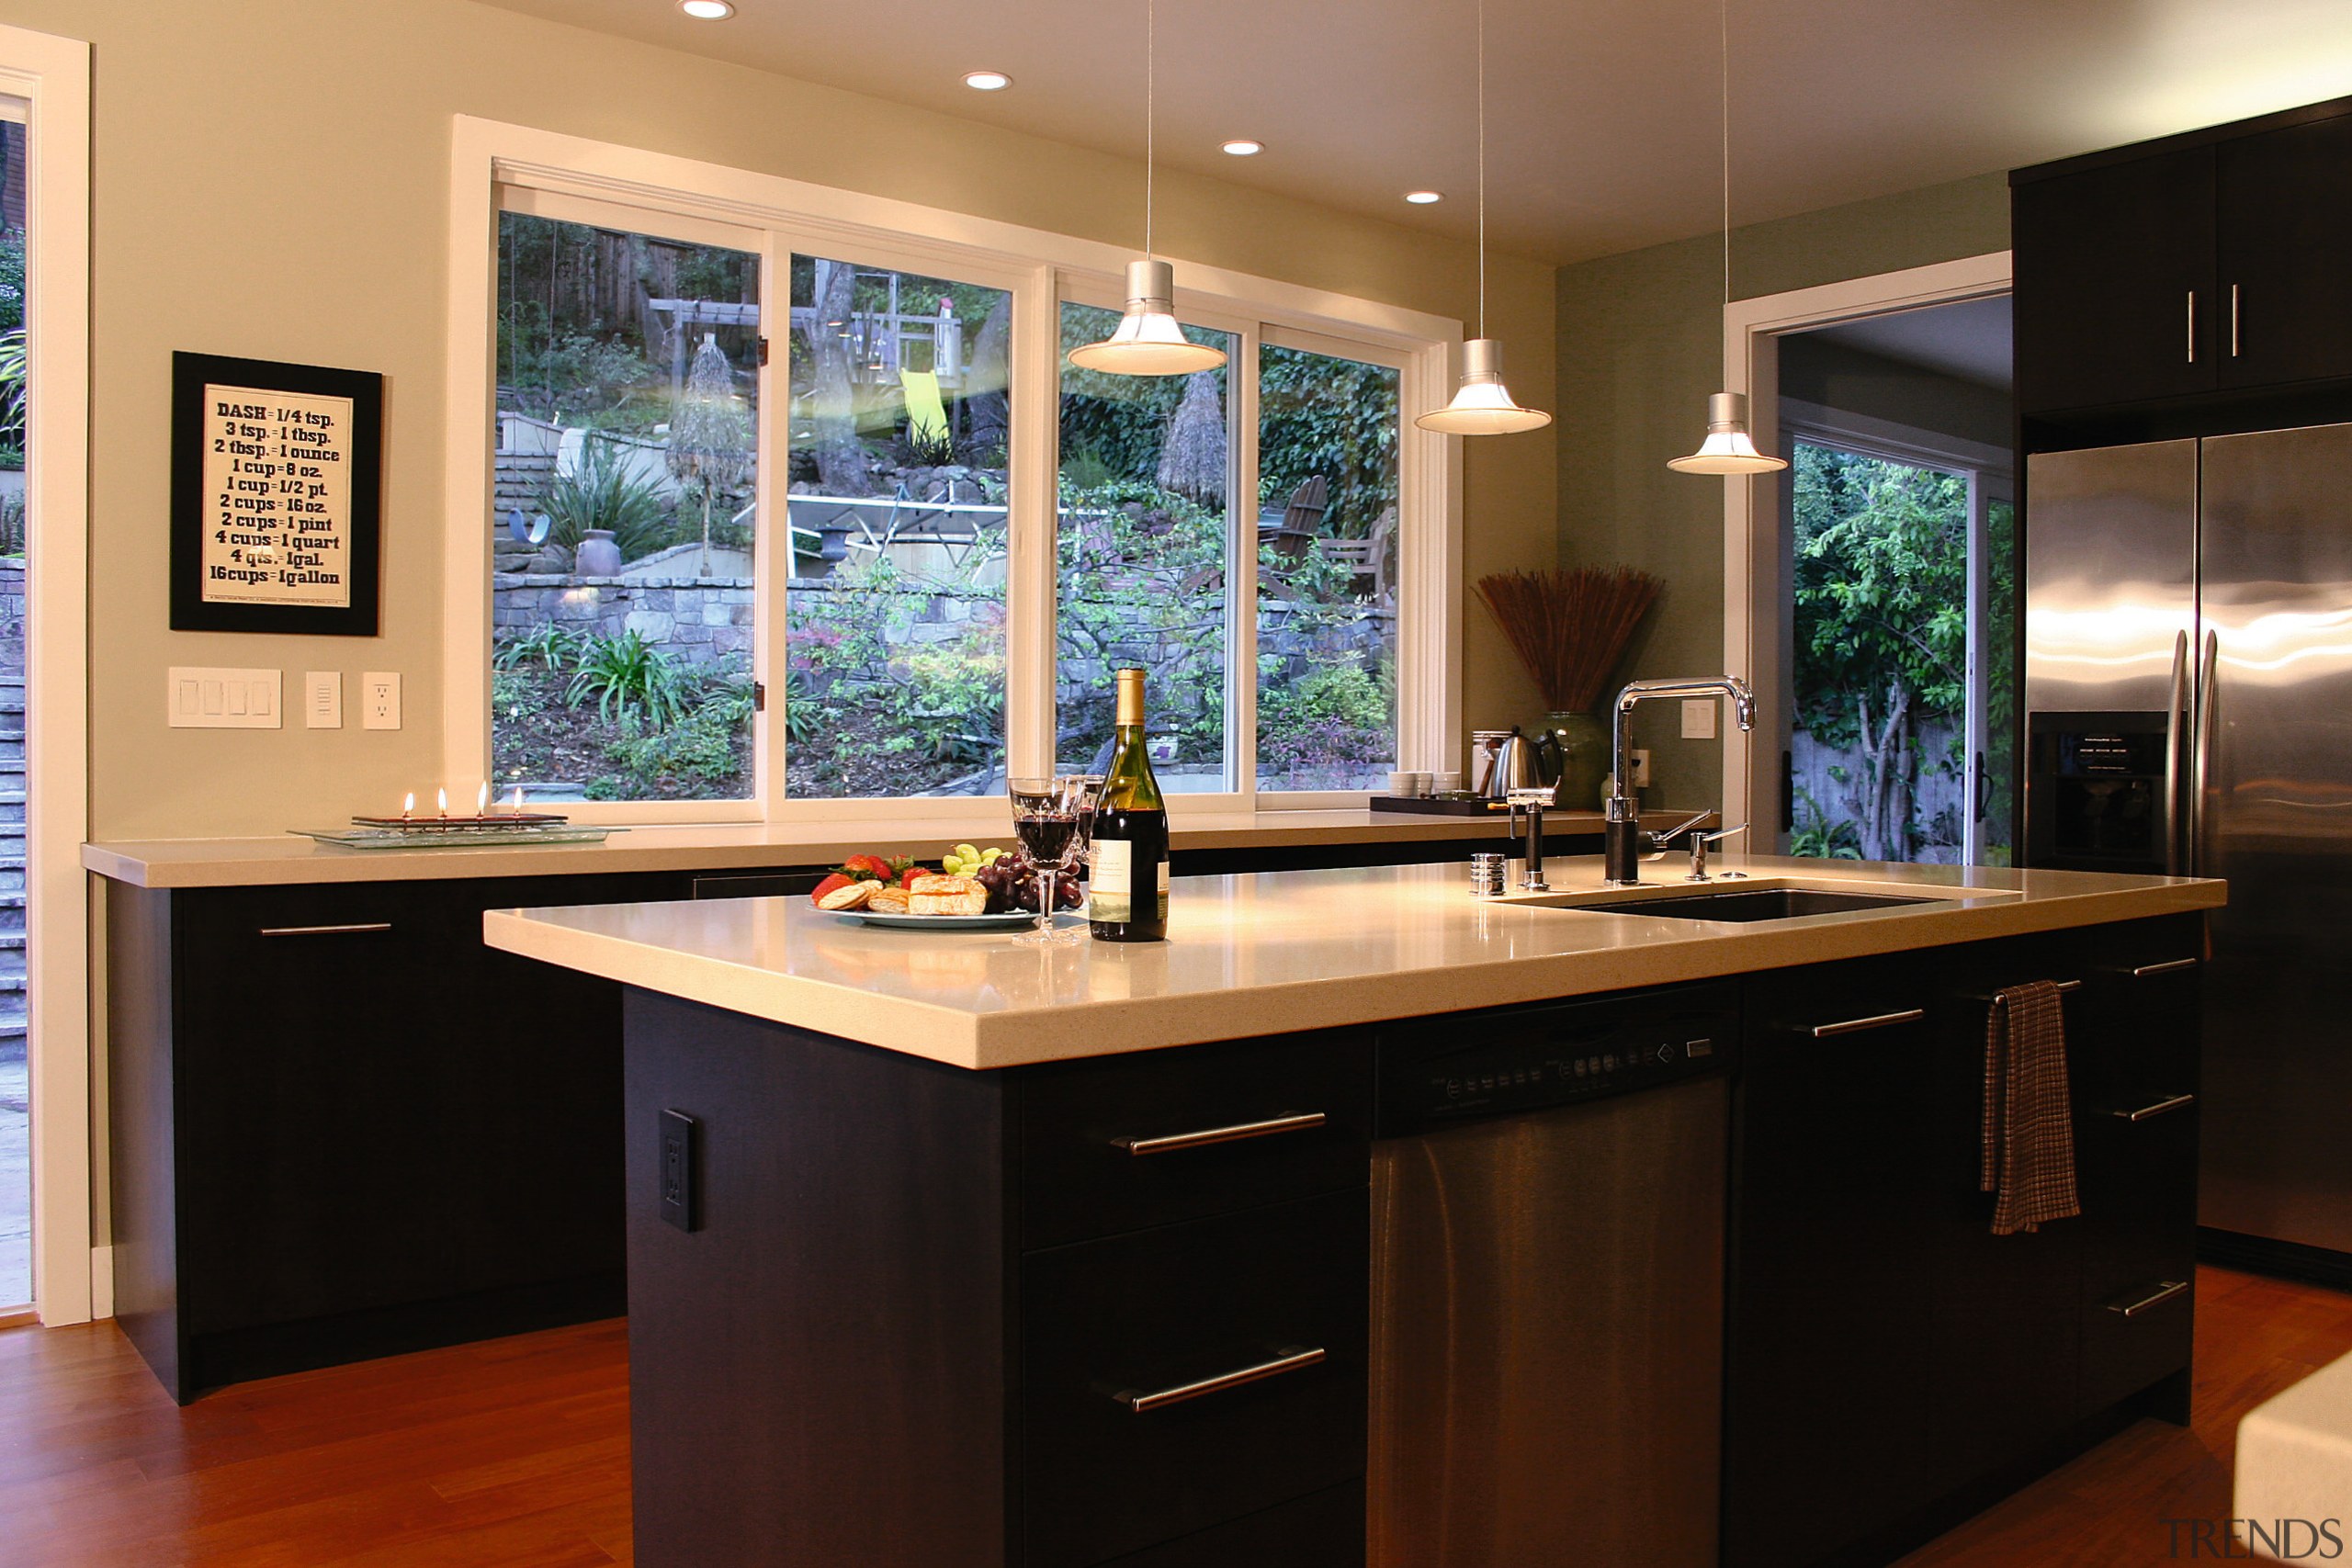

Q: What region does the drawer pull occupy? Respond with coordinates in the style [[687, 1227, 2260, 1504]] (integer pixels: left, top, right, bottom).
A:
[[257, 922, 393, 937], [1115, 1345, 1327, 1413], [2114, 1092, 2197, 1122], [2109, 1280, 2190, 1318], [2129, 958, 2198, 978], [1806, 1008, 1926, 1039], [1112, 1111, 1328, 1156], [1970, 979, 2082, 1004]]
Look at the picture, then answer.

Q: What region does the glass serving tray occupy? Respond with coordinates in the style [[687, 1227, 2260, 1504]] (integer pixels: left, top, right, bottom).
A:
[[290, 824, 619, 850]]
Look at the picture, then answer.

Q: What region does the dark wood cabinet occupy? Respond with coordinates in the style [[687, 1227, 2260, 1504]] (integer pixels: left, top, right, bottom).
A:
[[2218, 114, 2352, 389], [1724, 922, 2202, 1568], [1724, 955, 1941, 1568], [2014, 147, 2217, 415], [2013, 96, 2352, 419], [108, 870, 694, 1400]]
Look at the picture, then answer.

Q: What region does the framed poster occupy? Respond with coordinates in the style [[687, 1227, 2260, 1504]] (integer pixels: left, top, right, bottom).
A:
[[170, 352, 384, 636]]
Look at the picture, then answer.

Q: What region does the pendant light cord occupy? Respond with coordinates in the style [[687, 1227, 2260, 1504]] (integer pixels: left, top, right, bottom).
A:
[[1719, 0, 1731, 308], [1145, 0, 1156, 260], [1476, 0, 1487, 339]]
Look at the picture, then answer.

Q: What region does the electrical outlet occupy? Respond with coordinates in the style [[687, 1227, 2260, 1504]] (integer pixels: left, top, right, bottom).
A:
[[361, 671, 401, 730], [305, 671, 343, 728], [1681, 699, 1717, 739], [1632, 749, 1652, 788], [659, 1110, 698, 1232], [167, 667, 281, 728]]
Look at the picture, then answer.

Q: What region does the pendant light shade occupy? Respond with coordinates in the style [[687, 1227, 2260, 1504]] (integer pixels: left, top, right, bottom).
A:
[[1066, 258, 1228, 376], [1411, 0, 1551, 436], [1669, 0, 1787, 478], [1065, 0, 1226, 378], [1416, 338, 1552, 434], [1668, 391, 1786, 474]]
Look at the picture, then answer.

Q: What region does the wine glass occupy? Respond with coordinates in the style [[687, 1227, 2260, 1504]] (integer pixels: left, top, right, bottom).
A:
[[1007, 776, 1097, 945]]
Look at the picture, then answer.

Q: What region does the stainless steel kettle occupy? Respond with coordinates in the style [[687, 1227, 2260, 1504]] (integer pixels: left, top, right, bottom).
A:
[[1481, 728, 1561, 800]]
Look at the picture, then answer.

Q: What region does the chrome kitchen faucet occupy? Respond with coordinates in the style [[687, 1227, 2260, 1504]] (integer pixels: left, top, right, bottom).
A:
[[1604, 677, 1757, 886]]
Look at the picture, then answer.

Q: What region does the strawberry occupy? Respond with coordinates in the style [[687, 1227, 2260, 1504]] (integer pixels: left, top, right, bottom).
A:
[[839, 853, 895, 882], [809, 872, 860, 907], [899, 864, 933, 889]]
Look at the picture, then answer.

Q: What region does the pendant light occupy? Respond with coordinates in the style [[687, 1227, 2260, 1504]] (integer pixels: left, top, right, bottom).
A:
[[1668, 0, 1786, 475], [1415, 0, 1551, 435], [1067, 0, 1227, 376]]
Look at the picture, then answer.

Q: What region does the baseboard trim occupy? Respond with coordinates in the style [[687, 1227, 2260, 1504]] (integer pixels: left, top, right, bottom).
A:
[[2198, 1227, 2352, 1293]]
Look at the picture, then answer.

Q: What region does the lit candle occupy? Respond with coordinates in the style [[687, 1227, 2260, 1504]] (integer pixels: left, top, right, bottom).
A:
[[436, 787, 448, 819], [401, 792, 414, 823], [477, 782, 490, 819], [510, 785, 526, 817]]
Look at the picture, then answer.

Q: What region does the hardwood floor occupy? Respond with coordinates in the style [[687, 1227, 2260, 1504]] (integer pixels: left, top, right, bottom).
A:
[[0, 1263, 2344, 1566]]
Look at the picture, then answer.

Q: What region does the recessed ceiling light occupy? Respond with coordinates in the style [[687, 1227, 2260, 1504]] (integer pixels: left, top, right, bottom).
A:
[[678, 0, 734, 17], [964, 70, 1013, 91], [1222, 139, 1264, 156], [1405, 190, 1443, 205]]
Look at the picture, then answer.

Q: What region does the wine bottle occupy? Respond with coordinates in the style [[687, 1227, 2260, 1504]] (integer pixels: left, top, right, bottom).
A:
[[1089, 668, 1170, 942]]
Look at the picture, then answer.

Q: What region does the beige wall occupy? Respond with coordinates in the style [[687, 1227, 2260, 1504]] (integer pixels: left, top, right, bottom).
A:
[[1, 0, 1555, 838], [1553, 172, 2010, 807]]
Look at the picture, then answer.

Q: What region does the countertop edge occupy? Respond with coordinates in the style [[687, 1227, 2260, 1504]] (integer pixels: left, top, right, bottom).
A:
[[483, 873, 2223, 1072]]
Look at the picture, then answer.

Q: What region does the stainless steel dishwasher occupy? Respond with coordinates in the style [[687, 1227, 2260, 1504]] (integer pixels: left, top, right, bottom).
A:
[[1369, 981, 1736, 1568]]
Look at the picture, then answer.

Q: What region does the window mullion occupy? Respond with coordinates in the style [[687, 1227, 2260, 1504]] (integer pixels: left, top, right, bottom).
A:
[[1006, 265, 1062, 779], [1230, 326, 1262, 802]]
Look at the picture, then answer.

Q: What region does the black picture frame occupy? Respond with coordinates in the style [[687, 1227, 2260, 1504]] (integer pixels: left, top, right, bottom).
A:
[[170, 352, 384, 636]]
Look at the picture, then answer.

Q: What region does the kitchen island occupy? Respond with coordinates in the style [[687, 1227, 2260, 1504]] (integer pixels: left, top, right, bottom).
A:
[[487, 856, 2222, 1568]]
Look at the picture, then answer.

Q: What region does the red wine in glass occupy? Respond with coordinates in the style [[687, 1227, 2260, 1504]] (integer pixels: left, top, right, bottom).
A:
[[1015, 813, 1080, 866]]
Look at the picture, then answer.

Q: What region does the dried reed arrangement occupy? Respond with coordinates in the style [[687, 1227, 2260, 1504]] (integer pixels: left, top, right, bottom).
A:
[[1474, 566, 1663, 713]]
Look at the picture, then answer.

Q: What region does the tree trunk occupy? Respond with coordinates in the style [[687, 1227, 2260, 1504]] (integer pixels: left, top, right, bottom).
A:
[[962, 294, 1013, 460], [1850, 678, 1914, 861], [806, 260, 870, 496]]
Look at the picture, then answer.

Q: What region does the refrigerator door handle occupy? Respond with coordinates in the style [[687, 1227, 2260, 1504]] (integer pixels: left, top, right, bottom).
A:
[[2190, 628, 2219, 875], [2165, 630, 2188, 875]]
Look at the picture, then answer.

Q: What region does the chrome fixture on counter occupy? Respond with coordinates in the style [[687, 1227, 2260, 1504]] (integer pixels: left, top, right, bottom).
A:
[[1605, 677, 1756, 886], [1686, 823, 1747, 881], [1507, 786, 1555, 892]]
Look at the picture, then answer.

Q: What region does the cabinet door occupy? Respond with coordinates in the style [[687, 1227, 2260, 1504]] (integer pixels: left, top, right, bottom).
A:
[[2014, 147, 2217, 414], [1925, 936, 2087, 1492], [2218, 113, 2352, 389], [1724, 958, 1940, 1568]]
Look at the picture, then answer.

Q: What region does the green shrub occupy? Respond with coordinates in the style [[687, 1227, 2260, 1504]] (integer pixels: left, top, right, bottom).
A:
[[540, 437, 679, 560], [567, 631, 691, 726], [494, 622, 585, 671], [600, 680, 756, 795]]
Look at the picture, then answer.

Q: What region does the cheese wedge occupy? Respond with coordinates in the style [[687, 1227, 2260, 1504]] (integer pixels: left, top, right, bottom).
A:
[[909, 874, 988, 917]]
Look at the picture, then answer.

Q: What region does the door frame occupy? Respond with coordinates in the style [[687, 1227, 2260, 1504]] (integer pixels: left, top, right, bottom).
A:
[[0, 24, 92, 1325], [1716, 252, 2012, 842]]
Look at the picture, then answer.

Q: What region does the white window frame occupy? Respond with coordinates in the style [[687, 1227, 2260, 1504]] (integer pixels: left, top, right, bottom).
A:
[[0, 25, 94, 1326], [446, 117, 1461, 823]]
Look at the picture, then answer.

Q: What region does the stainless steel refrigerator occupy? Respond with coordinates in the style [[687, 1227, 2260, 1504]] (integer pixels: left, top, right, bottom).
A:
[[2027, 423, 2352, 1259]]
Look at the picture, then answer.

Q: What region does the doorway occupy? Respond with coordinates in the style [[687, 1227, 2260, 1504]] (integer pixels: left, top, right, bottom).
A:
[[1715, 253, 2017, 869], [1774, 296, 2017, 864]]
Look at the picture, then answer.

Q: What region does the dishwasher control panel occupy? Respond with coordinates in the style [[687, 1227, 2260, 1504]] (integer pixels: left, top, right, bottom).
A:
[[1373, 980, 1741, 1137]]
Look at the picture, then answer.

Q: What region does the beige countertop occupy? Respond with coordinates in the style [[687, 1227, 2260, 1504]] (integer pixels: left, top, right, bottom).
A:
[[82, 807, 1644, 889], [481, 857, 2224, 1071]]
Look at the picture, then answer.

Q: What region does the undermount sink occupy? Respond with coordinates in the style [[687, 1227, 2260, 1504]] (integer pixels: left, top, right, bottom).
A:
[[1528, 886, 1951, 922]]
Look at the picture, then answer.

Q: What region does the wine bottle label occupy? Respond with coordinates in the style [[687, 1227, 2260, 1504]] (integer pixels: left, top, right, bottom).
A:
[[1089, 840, 1167, 925]]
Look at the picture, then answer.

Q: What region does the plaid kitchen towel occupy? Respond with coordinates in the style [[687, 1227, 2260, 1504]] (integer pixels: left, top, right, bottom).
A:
[[1982, 981, 2081, 1235]]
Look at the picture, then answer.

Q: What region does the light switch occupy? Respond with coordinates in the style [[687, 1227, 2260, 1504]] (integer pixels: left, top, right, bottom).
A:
[[167, 668, 283, 728], [305, 671, 343, 728], [1681, 699, 1716, 739], [361, 671, 401, 730]]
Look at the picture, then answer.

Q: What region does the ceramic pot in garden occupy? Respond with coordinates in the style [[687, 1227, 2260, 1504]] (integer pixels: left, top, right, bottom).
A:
[[576, 529, 623, 577], [1534, 710, 1610, 810]]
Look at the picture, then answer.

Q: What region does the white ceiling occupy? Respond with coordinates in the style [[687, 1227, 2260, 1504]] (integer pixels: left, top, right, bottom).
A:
[[471, 0, 2352, 264], [1804, 296, 2013, 391]]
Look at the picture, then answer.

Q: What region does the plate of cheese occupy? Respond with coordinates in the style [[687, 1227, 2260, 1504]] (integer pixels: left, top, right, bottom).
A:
[[818, 871, 1056, 931]]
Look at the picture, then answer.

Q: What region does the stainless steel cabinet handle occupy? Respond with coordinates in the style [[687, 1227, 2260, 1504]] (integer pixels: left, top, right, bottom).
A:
[[2130, 958, 2199, 978], [2114, 1092, 2197, 1122], [2192, 628, 2217, 874], [1112, 1111, 1328, 1156], [2165, 629, 2188, 875], [2230, 283, 2241, 357], [1115, 1346, 1327, 1412], [1973, 979, 2082, 1004], [1807, 1008, 1926, 1039], [257, 922, 394, 937], [2187, 289, 2197, 363], [2109, 1280, 2189, 1317]]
